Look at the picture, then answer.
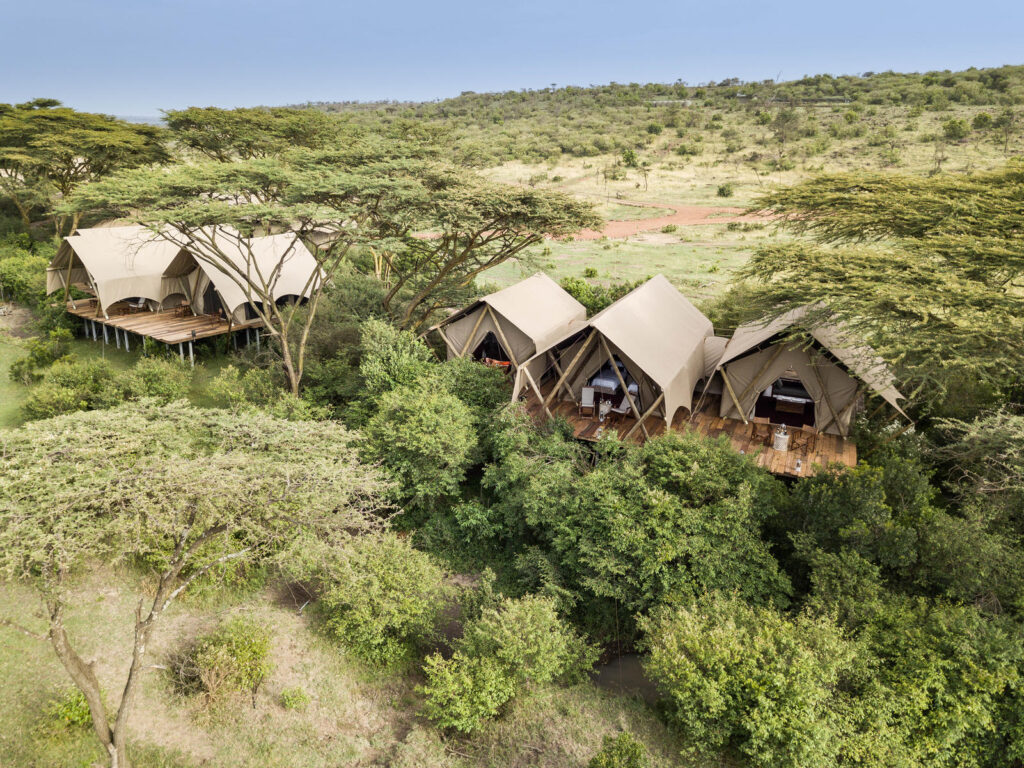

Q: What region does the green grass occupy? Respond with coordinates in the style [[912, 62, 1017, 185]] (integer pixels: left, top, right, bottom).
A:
[[0, 340, 29, 428], [595, 202, 675, 221]]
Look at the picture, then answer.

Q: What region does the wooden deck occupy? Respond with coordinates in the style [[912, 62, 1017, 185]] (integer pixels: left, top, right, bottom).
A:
[[522, 386, 855, 478], [66, 298, 261, 345]]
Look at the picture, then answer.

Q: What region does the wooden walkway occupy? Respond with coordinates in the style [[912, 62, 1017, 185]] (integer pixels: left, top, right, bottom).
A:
[[66, 299, 261, 345], [522, 386, 855, 478]]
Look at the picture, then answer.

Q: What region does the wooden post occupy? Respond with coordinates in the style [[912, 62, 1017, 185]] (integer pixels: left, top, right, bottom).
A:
[[543, 330, 597, 409], [546, 351, 578, 405], [178, 342, 184, 362], [522, 365, 553, 419], [124, 331, 130, 353], [255, 329, 260, 351], [114, 327, 120, 350], [189, 340, 194, 367], [623, 392, 666, 441], [736, 344, 785, 405], [485, 306, 519, 368], [102, 324, 108, 344], [435, 326, 456, 358], [599, 336, 648, 439], [62, 254, 75, 305], [720, 369, 748, 424], [458, 308, 488, 358]]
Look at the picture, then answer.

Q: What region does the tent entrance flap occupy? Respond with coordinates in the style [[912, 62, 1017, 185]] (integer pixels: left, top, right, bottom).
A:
[[473, 331, 509, 364]]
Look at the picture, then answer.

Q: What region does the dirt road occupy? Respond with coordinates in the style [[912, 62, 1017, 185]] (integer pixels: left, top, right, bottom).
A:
[[575, 199, 768, 240]]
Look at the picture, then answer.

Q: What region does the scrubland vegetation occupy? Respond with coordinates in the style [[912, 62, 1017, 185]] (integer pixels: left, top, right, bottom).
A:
[[1, 65, 1023, 767]]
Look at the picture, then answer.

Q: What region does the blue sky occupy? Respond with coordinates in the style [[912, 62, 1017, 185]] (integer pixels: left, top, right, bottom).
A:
[[5, 0, 1023, 116]]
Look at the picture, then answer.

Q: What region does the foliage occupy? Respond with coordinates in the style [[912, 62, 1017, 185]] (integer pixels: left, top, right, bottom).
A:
[[716, 182, 734, 197], [45, 688, 94, 730], [361, 382, 478, 512], [478, 423, 790, 637], [0, 249, 48, 307], [559, 275, 647, 315], [588, 732, 650, 768], [358, 318, 435, 396], [318, 533, 451, 666], [181, 617, 272, 705], [21, 357, 193, 420], [640, 595, 854, 768], [8, 327, 72, 384], [0, 99, 167, 233], [748, 164, 1024, 413], [279, 687, 311, 711], [419, 652, 516, 733], [419, 595, 594, 733], [0, 403, 389, 765]]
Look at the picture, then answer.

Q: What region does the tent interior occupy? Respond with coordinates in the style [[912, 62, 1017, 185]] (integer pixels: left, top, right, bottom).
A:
[[472, 331, 513, 368]]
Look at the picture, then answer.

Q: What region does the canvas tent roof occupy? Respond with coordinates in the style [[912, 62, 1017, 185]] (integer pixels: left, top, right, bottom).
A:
[[514, 275, 714, 424], [169, 230, 323, 318], [47, 225, 184, 310], [715, 305, 907, 417]]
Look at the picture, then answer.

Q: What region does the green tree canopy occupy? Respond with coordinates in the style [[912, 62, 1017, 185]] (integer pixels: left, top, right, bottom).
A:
[[0, 99, 167, 233]]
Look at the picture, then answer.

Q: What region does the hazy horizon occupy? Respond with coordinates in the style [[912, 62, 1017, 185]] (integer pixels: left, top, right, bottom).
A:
[[6, 0, 1024, 115]]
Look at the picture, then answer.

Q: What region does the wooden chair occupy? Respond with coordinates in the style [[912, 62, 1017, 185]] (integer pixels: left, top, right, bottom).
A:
[[751, 416, 773, 446], [579, 386, 596, 418], [790, 424, 818, 454]]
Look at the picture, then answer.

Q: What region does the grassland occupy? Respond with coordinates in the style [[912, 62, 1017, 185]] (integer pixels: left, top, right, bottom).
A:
[[0, 569, 687, 768]]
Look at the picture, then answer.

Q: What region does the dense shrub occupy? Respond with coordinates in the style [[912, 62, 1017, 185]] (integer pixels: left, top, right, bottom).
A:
[[179, 617, 273, 706], [358, 318, 434, 396], [0, 250, 48, 308], [942, 117, 969, 141], [361, 382, 478, 511], [319, 533, 451, 666], [111, 358, 192, 402], [45, 688, 94, 730], [717, 182, 735, 197], [419, 595, 594, 732], [8, 328, 73, 384], [279, 686, 311, 711], [560, 276, 647, 315], [641, 595, 854, 768], [589, 733, 650, 768]]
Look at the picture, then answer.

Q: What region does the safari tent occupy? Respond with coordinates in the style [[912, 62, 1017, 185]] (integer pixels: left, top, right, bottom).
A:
[[46, 225, 185, 316], [160, 230, 323, 324], [433, 273, 587, 375], [709, 306, 908, 437], [513, 275, 715, 437]]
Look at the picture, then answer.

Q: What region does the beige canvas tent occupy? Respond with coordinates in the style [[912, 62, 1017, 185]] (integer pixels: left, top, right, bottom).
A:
[[46, 225, 185, 316], [434, 273, 587, 376], [161, 230, 323, 323], [710, 306, 908, 436], [512, 275, 714, 437]]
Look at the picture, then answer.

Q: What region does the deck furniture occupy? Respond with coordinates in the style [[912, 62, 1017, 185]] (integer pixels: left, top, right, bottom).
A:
[[751, 416, 773, 446], [579, 387, 596, 417], [790, 424, 819, 454]]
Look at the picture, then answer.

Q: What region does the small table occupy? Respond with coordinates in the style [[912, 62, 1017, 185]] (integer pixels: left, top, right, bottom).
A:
[[598, 399, 613, 421], [773, 428, 790, 452]]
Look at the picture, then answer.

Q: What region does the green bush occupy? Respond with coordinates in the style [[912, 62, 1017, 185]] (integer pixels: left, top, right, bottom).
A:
[[22, 359, 116, 420], [942, 118, 969, 141], [972, 111, 993, 130], [279, 686, 311, 711], [660, 224, 677, 233], [181, 616, 273, 705], [361, 382, 477, 510], [319, 533, 451, 666], [583, 267, 599, 278], [419, 595, 595, 732], [111, 358, 192, 403], [358, 318, 435, 396], [0, 251, 48, 308], [589, 733, 650, 768], [419, 652, 516, 733], [640, 595, 854, 768], [8, 328, 73, 384], [45, 688, 93, 730], [717, 183, 735, 197]]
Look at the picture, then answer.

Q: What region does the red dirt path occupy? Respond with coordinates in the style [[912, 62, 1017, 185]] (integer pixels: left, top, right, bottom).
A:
[[575, 199, 769, 240]]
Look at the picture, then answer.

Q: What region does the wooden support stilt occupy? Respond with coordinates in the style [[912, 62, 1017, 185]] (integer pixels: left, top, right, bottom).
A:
[[546, 351, 578, 405], [124, 331, 130, 353], [102, 324, 108, 344], [522, 366, 552, 419], [543, 330, 597, 410], [232, 332, 238, 351], [255, 330, 260, 351], [178, 342, 184, 362], [189, 341, 194, 367], [115, 327, 120, 349]]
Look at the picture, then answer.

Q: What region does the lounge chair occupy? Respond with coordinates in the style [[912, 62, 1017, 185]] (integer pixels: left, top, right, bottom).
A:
[[579, 386, 596, 417], [790, 424, 818, 454], [751, 416, 773, 446]]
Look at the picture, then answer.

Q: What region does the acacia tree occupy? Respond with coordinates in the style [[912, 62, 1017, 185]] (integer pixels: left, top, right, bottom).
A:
[[0, 403, 390, 768], [746, 165, 1024, 412], [0, 99, 167, 234], [70, 143, 598, 391]]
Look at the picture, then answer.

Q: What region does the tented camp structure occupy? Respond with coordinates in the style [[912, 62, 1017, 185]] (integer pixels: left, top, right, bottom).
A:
[[47, 225, 184, 315], [433, 273, 587, 376], [513, 275, 715, 440], [708, 305, 908, 437], [48, 225, 321, 362]]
